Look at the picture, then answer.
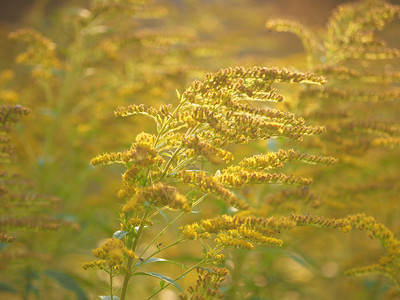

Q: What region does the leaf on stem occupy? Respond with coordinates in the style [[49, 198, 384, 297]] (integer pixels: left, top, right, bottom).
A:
[[134, 272, 185, 294], [112, 230, 129, 240]]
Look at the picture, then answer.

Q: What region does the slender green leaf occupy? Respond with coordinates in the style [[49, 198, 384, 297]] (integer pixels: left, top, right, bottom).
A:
[[134, 257, 184, 268], [112, 230, 129, 240], [197, 267, 217, 274], [201, 240, 207, 256], [159, 210, 169, 223], [44, 270, 89, 300], [134, 272, 185, 294]]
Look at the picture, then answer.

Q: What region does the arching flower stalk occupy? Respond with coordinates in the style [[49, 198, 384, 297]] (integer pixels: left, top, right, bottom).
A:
[[86, 66, 336, 299]]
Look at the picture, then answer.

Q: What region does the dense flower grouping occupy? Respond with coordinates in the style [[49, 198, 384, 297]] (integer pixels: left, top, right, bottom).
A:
[[85, 66, 339, 299], [266, 0, 400, 290]]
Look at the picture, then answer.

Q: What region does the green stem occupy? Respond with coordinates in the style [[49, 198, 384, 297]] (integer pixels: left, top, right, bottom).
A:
[[110, 270, 113, 300], [159, 146, 184, 181], [120, 207, 151, 300], [154, 95, 186, 148], [134, 238, 185, 273], [146, 259, 206, 300], [139, 193, 207, 259]]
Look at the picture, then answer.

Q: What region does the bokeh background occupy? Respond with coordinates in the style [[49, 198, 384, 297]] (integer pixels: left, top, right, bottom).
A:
[[0, 1, 399, 299]]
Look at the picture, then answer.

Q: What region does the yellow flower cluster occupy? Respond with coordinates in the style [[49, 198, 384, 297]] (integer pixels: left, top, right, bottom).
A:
[[239, 149, 338, 170], [183, 67, 325, 104], [215, 227, 283, 250], [114, 103, 172, 121], [180, 222, 211, 240], [83, 238, 136, 272], [122, 183, 191, 213], [204, 252, 225, 264], [181, 135, 234, 164], [120, 217, 153, 231], [188, 104, 325, 145], [301, 87, 400, 103], [181, 215, 296, 250], [372, 137, 400, 149], [221, 97, 305, 126], [291, 213, 400, 283], [90, 140, 163, 167], [219, 166, 312, 188], [0, 71, 18, 104], [117, 165, 140, 200], [179, 267, 229, 300], [215, 234, 254, 250], [327, 0, 400, 61], [290, 213, 352, 232], [179, 170, 250, 210], [9, 29, 60, 79], [0, 105, 30, 129]]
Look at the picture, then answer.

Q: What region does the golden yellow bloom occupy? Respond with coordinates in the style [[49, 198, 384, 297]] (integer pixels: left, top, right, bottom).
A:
[[215, 233, 254, 250], [182, 135, 234, 164], [219, 166, 312, 188], [179, 170, 250, 210], [239, 149, 338, 170], [180, 267, 228, 300], [84, 238, 137, 272], [122, 183, 191, 212]]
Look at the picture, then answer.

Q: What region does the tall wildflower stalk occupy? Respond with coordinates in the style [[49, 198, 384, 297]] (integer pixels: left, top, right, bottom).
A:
[[266, 0, 400, 297], [0, 103, 79, 298], [84, 66, 340, 299]]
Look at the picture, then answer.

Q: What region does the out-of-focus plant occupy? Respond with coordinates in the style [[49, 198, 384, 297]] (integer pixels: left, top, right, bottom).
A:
[[0, 98, 81, 298], [266, 0, 400, 156], [7, 0, 200, 211], [4, 0, 206, 298], [262, 0, 400, 298]]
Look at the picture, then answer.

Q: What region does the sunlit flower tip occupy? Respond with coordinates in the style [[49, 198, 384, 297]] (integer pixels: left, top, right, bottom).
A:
[[123, 249, 137, 259], [204, 251, 225, 264], [114, 104, 145, 117], [182, 135, 234, 164], [220, 167, 312, 187], [215, 234, 254, 250], [9, 29, 60, 69], [122, 165, 139, 182], [135, 132, 156, 146], [182, 223, 212, 240], [179, 170, 250, 210], [90, 152, 124, 165], [86, 238, 135, 270], [82, 259, 106, 270], [140, 183, 191, 211], [122, 194, 145, 213], [114, 103, 173, 120], [117, 184, 135, 200], [240, 149, 338, 170]]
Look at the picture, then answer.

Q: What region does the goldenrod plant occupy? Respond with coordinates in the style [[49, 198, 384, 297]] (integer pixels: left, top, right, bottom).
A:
[[264, 0, 400, 298], [7, 0, 199, 212], [0, 100, 81, 298], [266, 0, 400, 155], [1, 0, 400, 299], [85, 66, 339, 299]]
